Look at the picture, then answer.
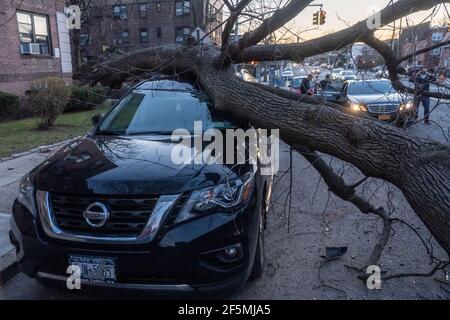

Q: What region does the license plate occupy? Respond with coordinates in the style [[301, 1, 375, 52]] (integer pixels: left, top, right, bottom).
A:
[[69, 255, 117, 284], [378, 115, 391, 121]]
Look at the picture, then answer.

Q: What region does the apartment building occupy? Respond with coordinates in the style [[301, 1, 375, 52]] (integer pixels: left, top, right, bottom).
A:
[[0, 0, 72, 96], [79, 0, 224, 61]]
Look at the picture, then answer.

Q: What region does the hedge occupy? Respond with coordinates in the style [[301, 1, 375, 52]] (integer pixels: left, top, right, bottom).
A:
[[0, 91, 20, 119], [66, 85, 107, 112]]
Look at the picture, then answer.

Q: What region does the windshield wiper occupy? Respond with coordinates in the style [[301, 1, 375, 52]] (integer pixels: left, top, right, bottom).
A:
[[96, 130, 126, 136], [127, 131, 173, 136]]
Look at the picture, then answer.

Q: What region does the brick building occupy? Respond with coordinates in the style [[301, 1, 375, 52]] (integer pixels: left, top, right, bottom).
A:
[[79, 0, 224, 61], [0, 0, 72, 96], [399, 22, 448, 70]]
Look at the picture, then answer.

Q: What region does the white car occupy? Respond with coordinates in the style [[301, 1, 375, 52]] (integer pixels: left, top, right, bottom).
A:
[[330, 68, 344, 80]]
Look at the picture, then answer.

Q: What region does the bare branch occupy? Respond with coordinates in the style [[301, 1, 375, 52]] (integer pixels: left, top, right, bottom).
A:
[[221, 0, 253, 49], [223, 0, 313, 62], [236, 0, 447, 63]]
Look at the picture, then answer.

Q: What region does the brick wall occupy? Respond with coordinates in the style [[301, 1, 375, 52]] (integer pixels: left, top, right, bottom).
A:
[[0, 0, 69, 96]]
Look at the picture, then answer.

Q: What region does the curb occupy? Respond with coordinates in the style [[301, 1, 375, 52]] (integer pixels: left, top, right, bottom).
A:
[[0, 137, 79, 163], [0, 248, 19, 286]]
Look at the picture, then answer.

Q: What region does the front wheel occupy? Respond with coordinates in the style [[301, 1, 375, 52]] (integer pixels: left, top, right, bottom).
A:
[[249, 203, 265, 280]]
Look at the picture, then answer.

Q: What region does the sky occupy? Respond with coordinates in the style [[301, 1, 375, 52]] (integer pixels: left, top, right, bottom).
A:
[[286, 0, 449, 41]]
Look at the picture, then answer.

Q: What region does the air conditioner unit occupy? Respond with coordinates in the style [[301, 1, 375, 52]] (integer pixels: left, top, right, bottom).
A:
[[29, 43, 40, 54], [20, 43, 40, 55], [176, 37, 184, 42]]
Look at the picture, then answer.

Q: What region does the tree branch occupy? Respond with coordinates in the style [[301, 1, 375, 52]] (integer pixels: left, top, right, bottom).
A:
[[223, 0, 313, 62], [235, 0, 448, 63], [221, 0, 253, 50]]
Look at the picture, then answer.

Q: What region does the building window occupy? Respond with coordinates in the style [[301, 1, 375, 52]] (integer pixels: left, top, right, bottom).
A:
[[113, 5, 127, 19], [140, 28, 148, 42], [121, 30, 129, 43], [80, 33, 91, 47], [175, 1, 190, 16], [17, 12, 51, 55], [156, 2, 161, 12], [156, 27, 162, 38], [175, 27, 190, 43], [432, 32, 443, 42], [431, 48, 441, 56], [138, 3, 147, 18]]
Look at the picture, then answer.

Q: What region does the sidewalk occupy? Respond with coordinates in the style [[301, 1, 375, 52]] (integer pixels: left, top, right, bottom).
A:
[[0, 214, 17, 285], [0, 146, 59, 285]]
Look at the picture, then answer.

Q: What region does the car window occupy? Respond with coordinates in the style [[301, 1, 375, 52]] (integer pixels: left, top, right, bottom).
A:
[[98, 85, 237, 135], [348, 81, 394, 95], [291, 78, 304, 88]]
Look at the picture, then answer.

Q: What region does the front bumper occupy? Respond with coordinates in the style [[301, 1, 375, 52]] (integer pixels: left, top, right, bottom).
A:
[[10, 193, 260, 296]]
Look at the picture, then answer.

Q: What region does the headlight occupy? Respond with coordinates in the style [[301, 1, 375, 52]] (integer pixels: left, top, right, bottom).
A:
[[175, 172, 255, 223], [400, 101, 413, 111], [19, 173, 33, 194], [350, 103, 367, 112], [18, 173, 36, 214]]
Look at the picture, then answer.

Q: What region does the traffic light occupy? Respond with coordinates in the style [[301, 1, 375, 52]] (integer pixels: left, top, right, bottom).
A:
[[319, 10, 326, 25], [447, 22, 450, 32], [313, 11, 319, 25]]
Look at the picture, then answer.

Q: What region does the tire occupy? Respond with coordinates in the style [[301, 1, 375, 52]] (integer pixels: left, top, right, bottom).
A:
[[249, 199, 265, 280]]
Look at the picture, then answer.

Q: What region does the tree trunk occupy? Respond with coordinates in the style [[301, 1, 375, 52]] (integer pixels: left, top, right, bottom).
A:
[[195, 62, 450, 254]]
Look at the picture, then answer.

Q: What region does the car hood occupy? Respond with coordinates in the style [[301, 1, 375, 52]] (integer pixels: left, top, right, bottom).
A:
[[33, 136, 252, 195], [348, 92, 406, 105]]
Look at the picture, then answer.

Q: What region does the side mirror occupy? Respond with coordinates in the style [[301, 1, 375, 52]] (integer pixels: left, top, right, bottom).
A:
[[92, 114, 104, 126]]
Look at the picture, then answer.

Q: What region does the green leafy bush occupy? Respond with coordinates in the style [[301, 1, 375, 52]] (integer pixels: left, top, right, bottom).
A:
[[29, 77, 71, 130], [0, 91, 20, 119], [66, 85, 107, 112]]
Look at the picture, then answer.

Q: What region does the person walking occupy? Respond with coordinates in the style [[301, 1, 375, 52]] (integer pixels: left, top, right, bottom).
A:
[[413, 68, 435, 125], [319, 74, 331, 90], [300, 74, 314, 95]]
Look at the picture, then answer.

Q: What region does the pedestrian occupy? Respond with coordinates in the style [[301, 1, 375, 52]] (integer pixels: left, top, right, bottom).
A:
[[319, 74, 331, 90], [413, 68, 435, 125], [438, 72, 446, 85], [300, 74, 314, 95]]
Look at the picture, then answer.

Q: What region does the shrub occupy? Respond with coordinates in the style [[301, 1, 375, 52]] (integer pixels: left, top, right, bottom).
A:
[[29, 77, 71, 130], [0, 91, 20, 119], [66, 85, 107, 112]]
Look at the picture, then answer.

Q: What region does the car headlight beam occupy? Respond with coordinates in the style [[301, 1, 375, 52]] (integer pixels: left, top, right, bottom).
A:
[[350, 103, 367, 112], [400, 101, 413, 111]]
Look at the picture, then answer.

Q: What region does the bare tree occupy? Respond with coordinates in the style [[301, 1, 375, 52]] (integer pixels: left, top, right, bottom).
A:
[[75, 0, 450, 259]]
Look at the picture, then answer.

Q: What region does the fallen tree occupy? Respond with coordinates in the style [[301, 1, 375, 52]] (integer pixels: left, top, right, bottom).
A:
[[75, 0, 450, 259]]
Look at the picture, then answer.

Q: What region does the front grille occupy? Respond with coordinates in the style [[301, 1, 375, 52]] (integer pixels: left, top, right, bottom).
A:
[[49, 193, 159, 237], [367, 104, 399, 114]]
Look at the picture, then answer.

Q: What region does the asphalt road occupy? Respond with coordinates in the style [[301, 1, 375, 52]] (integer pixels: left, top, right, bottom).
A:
[[0, 97, 449, 300]]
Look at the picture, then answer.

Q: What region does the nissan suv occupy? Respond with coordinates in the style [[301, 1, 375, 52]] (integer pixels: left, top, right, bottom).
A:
[[9, 78, 273, 296]]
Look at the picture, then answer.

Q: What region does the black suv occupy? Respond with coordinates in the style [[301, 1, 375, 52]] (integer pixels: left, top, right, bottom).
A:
[[9, 78, 273, 296]]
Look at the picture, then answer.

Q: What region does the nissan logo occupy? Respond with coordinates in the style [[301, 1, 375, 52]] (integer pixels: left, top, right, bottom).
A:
[[83, 202, 110, 228]]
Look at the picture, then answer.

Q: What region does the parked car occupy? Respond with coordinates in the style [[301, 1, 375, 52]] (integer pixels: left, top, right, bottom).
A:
[[330, 68, 344, 81], [339, 70, 357, 81], [9, 77, 274, 296], [312, 67, 321, 74], [338, 79, 414, 124], [288, 75, 315, 94], [315, 83, 344, 103]]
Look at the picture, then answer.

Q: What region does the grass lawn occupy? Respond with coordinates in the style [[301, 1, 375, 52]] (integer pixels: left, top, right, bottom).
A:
[[0, 107, 109, 158]]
